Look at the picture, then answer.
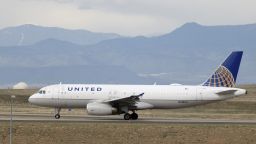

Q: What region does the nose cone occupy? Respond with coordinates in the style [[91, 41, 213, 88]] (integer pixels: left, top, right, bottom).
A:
[[28, 94, 37, 104], [28, 96, 31, 103], [28, 94, 48, 107]]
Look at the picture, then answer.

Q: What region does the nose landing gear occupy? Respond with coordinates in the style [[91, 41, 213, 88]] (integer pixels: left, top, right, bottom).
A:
[[54, 108, 61, 119], [55, 114, 60, 119]]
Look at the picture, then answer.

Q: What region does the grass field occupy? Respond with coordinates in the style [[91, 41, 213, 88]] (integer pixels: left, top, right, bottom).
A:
[[0, 85, 256, 144], [1, 122, 256, 144]]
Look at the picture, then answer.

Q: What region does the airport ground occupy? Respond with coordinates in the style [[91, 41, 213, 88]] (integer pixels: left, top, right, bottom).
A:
[[0, 84, 256, 144]]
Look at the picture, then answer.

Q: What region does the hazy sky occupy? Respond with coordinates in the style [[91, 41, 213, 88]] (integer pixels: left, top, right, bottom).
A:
[[1, 0, 256, 36]]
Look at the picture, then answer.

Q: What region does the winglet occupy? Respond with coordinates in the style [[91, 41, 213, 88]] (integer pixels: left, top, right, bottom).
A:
[[131, 92, 144, 98]]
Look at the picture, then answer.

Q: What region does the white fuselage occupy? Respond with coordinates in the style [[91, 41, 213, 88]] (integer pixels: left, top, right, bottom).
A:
[[29, 84, 246, 110]]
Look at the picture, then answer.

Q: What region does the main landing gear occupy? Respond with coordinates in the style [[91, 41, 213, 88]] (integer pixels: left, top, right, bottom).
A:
[[54, 108, 61, 119], [124, 112, 138, 120]]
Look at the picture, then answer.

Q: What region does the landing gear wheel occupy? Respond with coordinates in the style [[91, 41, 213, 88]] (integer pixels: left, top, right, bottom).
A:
[[55, 114, 60, 119], [124, 113, 131, 120], [131, 113, 138, 120], [54, 108, 61, 119]]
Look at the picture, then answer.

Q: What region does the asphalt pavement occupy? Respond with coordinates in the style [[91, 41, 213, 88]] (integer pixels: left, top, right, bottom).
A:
[[1, 114, 256, 124]]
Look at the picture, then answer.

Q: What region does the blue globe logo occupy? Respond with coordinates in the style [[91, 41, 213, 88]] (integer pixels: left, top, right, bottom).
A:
[[203, 66, 235, 87]]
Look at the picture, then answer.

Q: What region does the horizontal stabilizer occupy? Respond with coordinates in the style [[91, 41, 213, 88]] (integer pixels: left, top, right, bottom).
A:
[[216, 90, 237, 96]]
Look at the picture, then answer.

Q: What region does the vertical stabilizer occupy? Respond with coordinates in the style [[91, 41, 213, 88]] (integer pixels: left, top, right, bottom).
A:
[[202, 51, 243, 87]]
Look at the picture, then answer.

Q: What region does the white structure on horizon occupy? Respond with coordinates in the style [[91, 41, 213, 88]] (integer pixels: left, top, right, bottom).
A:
[[13, 82, 28, 89]]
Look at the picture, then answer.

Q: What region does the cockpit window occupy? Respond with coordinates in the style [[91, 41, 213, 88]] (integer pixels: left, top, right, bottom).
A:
[[38, 90, 46, 94]]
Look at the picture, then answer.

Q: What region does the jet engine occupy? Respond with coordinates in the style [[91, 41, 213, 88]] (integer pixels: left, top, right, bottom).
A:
[[87, 102, 117, 115]]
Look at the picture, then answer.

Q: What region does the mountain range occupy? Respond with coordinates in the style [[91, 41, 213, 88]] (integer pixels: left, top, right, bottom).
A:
[[0, 23, 255, 86], [0, 24, 120, 46]]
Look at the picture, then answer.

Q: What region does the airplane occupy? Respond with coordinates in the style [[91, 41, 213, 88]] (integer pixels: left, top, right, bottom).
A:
[[28, 51, 247, 120]]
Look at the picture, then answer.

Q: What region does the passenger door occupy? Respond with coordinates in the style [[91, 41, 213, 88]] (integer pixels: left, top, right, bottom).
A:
[[51, 85, 61, 107]]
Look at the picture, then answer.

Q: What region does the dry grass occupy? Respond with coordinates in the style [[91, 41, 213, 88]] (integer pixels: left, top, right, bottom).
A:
[[1, 122, 256, 144]]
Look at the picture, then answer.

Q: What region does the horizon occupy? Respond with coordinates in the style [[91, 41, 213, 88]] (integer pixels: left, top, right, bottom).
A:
[[1, 22, 256, 37]]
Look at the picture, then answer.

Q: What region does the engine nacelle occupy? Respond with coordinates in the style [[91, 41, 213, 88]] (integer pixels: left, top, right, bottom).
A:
[[135, 102, 154, 110], [87, 102, 117, 115]]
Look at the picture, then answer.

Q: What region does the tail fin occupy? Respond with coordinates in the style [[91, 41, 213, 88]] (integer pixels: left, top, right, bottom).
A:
[[202, 51, 243, 87]]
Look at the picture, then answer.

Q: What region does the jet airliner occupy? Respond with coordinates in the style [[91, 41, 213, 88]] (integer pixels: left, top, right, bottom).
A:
[[29, 51, 247, 120]]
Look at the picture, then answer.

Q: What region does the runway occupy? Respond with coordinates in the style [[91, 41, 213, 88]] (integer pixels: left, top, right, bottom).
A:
[[1, 114, 256, 124]]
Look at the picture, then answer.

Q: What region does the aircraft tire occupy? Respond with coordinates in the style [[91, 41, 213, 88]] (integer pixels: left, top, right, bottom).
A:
[[55, 114, 60, 119], [131, 113, 138, 120], [124, 113, 130, 120]]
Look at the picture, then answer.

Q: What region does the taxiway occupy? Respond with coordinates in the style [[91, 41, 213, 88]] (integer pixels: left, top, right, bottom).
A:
[[1, 114, 256, 124]]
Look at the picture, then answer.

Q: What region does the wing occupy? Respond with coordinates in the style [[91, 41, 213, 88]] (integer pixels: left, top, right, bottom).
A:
[[103, 93, 144, 106]]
